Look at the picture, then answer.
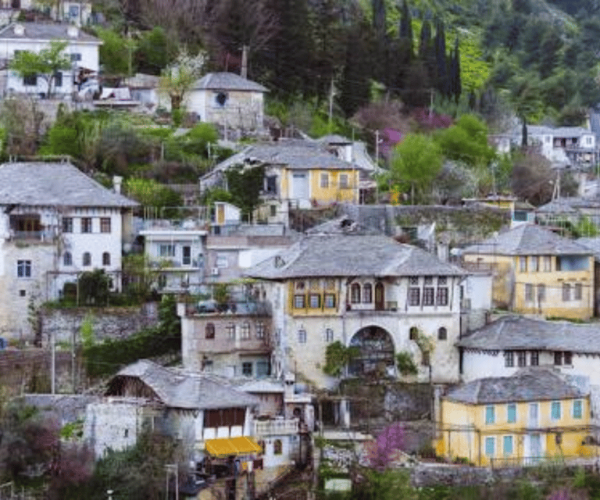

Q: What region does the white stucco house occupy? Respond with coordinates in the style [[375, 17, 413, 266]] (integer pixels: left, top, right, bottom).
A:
[[0, 162, 137, 340], [0, 22, 101, 98]]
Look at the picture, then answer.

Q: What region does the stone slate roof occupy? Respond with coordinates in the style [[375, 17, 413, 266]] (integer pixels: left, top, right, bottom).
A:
[[577, 237, 600, 261], [462, 224, 590, 256], [457, 315, 600, 354], [246, 234, 466, 280], [107, 360, 259, 410], [0, 22, 100, 43], [537, 197, 600, 214], [0, 162, 138, 208], [193, 72, 267, 92], [445, 368, 586, 404]]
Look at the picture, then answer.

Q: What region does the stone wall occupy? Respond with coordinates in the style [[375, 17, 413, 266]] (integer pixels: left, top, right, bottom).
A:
[[41, 302, 159, 345]]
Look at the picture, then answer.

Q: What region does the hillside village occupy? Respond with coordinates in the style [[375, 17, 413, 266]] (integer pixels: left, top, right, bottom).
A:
[[4, 1, 600, 499]]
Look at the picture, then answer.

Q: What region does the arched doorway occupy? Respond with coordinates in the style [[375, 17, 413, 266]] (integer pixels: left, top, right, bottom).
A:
[[348, 326, 395, 376]]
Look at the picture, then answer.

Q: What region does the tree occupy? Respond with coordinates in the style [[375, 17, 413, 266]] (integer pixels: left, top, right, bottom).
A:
[[160, 49, 206, 112], [511, 151, 555, 205], [367, 423, 406, 470], [135, 27, 178, 75], [124, 178, 183, 212], [223, 164, 265, 222], [97, 28, 136, 78], [9, 40, 71, 97], [389, 133, 443, 204], [323, 341, 358, 378], [435, 114, 496, 168]]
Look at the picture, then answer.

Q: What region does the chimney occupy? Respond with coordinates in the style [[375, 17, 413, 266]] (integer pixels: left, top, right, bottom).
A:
[[67, 25, 79, 38], [13, 24, 24, 36], [241, 45, 248, 79], [112, 176, 123, 194]]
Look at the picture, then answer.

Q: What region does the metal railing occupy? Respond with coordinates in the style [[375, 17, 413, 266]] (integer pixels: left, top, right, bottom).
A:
[[254, 418, 299, 436]]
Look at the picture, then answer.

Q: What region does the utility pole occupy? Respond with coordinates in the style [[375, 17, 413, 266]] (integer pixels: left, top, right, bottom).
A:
[[374, 130, 380, 164], [51, 331, 56, 395], [241, 45, 249, 79], [328, 79, 336, 133]]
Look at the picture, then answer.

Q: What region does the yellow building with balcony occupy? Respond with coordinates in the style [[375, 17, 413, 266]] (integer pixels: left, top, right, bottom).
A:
[[462, 224, 594, 320], [436, 368, 594, 466]]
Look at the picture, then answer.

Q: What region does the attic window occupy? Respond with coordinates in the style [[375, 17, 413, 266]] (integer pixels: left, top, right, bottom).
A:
[[215, 92, 228, 106], [275, 256, 285, 268]]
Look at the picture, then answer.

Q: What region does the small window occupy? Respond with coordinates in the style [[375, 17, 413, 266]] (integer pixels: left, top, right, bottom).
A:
[[63, 252, 72, 266], [270, 205, 277, 217], [564, 351, 572, 365], [530, 351, 539, 366], [100, 217, 111, 233], [102, 252, 111, 266], [309, 294, 321, 308], [295, 280, 306, 291], [182, 246, 191, 265], [70, 53, 82, 62], [325, 328, 334, 342], [159, 244, 176, 258], [575, 283, 583, 300], [519, 256, 527, 272], [350, 283, 361, 304], [554, 351, 563, 366], [421, 351, 430, 366], [438, 327, 447, 340], [503, 435, 513, 456], [23, 74, 37, 86], [205, 323, 215, 339], [537, 284, 546, 302], [517, 351, 526, 367], [504, 351, 514, 367], [19, 290, 26, 297], [242, 362, 252, 376], [408, 287, 420, 306], [320, 173, 329, 188], [409, 327, 418, 340], [485, 436, 495, 457], [54, 71, 62, 87], [363, 283, 373, 303], [81, 217, 93, 233], [256, 322, 265, 339], [436, 287, 448, 306], [507, 404, 517, 423], [573, 400, 583, 419], [423, 287, 435, 306], [294, 295, 306, 308], [274, 439, 282, 455], [82, 252, 91, 266], [525, 284, 533, 302], [562, 283, 571, 301], [530, 256, 538, 272], [543, 256, 552, 272], [226, 323, 235, 339], [485, 405, 495, 424], [62, 217, 73, 233], [240, 322, 250, 339], [339, 173, 349, 188], [298, 329, 307, 344], [324, 294, 336, 308], [551, 401, 561, 421], [215, 92, 228, 106]]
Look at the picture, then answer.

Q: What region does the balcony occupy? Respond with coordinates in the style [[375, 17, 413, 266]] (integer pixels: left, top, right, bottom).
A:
[[345, 301, 398, 313], [254, 418, 299, 436], [9, 229, 57, 243]]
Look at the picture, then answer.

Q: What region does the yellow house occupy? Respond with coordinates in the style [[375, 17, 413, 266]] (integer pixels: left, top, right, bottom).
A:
[[462, 224, 594, 320], [436, 368, 594, 466]]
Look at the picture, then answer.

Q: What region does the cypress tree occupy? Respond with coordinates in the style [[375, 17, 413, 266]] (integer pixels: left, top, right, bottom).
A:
[[450, 37, 462, 103], [434, 19, 449, 97]]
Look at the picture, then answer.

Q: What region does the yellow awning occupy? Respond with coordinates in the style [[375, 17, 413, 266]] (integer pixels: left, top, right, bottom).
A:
[[205, 436, 262, 457]]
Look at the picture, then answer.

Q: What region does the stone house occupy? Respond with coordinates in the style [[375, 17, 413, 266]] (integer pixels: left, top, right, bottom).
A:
[[436, 368, 593, 466], [0, 162, 137, 340], [536, 197, 600, 231], [245, 226, 468, 390], [462, 224, 594, 320], [0, 22, 101, 98]]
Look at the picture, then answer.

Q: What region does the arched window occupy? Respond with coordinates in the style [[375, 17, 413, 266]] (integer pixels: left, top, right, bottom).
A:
[[350, 283, 361, 304], [102, 252, 111, 266], [438, 327, 447, 340], [273, 439, 282, 455], [63, 252, 72, 266], [205, 323, 215, 339], [363, 283, 373, 303], [409, 327, 419, 340], [82, 252, 91, 266]]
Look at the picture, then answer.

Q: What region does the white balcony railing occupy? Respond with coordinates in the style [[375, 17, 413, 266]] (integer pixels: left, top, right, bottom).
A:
[[253, 419, 299, 436]]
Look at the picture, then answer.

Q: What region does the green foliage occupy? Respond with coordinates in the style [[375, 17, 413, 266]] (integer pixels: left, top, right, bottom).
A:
[[124, 178, 183, 211], [80, 313, 95, 350], [97, 28, 136, 77], [435, 114, 496, 167], [224, 165, 266, 221], [78, 270, 110, 306], [135, 27, 177, 75], [213, 283, 230, 306], [396, 351, 418, 376], [180, 122, 219, 156], [573, 216, 599, 238], [324, 341, 359, 378]]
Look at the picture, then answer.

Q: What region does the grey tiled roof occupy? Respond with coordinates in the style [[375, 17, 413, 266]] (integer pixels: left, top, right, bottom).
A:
[[537, 197, 600, 214], [445, 368, 586, 404], [462, 224, 590, 256], [0, 162, 138, 208], [0, 22, 100, 43], [457, 315, 600, 354], [577, 237, 600, 261], [246, 234, 466, 279], [193, 72, 267, 92], [107, 360, 259, 410]]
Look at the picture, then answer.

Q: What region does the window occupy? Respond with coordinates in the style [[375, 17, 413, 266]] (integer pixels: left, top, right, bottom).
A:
[[519, 256, 527, 272], [70, 53, 82, 62], [438, 327, 447, 340], [17, 260, 31, 278], [562, 283, 571, 301], [274, 439, 282, 455], [256, 322, 265, 339], [294, 295, 306, 308], [226, 323, 235, 339], [324, 294, 336, 308], [575, 283, 583, 300], [242, 362, 252, 376], [215, 92, 228, 106], [409, 276, 419, 285], [551, 401, 561, 421], [62, 217, 73, 233], [436, 287, 448, 306], [423, 287, 435, 306], [573, 400, 583, 419], [102, 252, 111, 266], [409, 327, 418, 340], [19, 290, 25, 297], [182, 246, 191, 265], [23, 74, 37, 86], [485, 405, 495, 424], [564, 351, 572, 365], [530, 351, 539, 366], [240, 322, 250, 339], [54, 71, 62, 87], [507, 404, 517, 424], [530, 256, 539, 272], [82, 252, 91, 266], [81, 217, 93, 233], [325, 328, 334, 342], [544, 256, 552, 272], [503, 436, 514, 456], [555, 351, 572, 366], [309, 294, 321, 308], [216, 254, 228, 268], [205, 323, 215, 339], [159, 244, 175, 258], [100, 217, 111, 233], [350, 283, 361, 304], [408, 287, 420, 306], [424, 276, 433, 285], [256, 361, 270, 378], [362, 283, 372, 303], [298, 329, 307, 344], [320, 173, 329, 188], [485, 436, 495, 457], [295, 280, 306, 291], [517, 351, 526, 367], [525, 284, 533, 302], [537, 284, 546, 303], [266, 175, 277, 194], [438, 276, 447, 285], [504, 351, 514, 367], [339, 173, 349, 188], [63, 252, 72, 266], [270, 205, 277, 217]]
